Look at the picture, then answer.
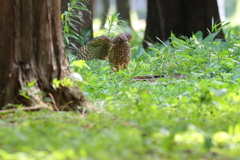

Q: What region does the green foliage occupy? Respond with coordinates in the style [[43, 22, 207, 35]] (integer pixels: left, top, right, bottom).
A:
[[71, 59, 87, 69], [61, 0, 89, 50], [1, 26, 240, 159], [52, 78, 74, 89], [19, 79, 38, 100], [104, 12, 125, 38]]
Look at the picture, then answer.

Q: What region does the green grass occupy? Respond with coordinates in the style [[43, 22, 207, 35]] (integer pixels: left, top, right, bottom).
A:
[[1, 28, 240, 159]]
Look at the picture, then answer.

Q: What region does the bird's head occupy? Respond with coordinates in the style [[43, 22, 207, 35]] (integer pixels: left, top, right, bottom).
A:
[[113, 34, 129, 45], [124, 33, 132, 43]]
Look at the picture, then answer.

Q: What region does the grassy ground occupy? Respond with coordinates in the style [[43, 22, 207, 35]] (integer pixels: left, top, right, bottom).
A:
[[1, 27, 240, 159]]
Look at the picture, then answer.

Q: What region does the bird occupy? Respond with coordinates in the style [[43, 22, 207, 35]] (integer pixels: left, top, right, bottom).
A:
[[76, 33, 132, 71], [108, 33, 132, 72], [76, 35, 113, 61]]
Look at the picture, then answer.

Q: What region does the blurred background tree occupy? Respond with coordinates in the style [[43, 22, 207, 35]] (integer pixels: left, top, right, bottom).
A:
[[100, 0, 110, 28], [116, 0, 132, 27], [143, 0, 224, 48]]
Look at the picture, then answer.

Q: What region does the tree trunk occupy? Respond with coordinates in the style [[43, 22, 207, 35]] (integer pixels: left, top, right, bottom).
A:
[[61, 0, 94, 47], [116, 0, 132, 27], [0, 0, 95, 112], [101, 0, 110, 28], [143, 0, 224, 48]]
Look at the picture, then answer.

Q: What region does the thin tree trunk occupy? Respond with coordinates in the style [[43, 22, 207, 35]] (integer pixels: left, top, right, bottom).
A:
[[0, 0, 95, 112], [143, 0, 224, 48], [116, 0, 132, 27], [101, 0, 110, 28]]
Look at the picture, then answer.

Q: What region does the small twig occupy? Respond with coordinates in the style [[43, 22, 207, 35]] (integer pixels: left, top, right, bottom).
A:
[[60, 101, 73, 111], [48, 93, 59, 111], [0, 105, 52, 113]]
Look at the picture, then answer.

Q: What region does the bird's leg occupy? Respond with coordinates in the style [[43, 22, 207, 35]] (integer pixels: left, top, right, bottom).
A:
[[121, 63, 127, 70], [111, 65, 119, 72]]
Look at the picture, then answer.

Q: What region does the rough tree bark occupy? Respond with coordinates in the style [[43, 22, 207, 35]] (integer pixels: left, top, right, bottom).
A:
[[0, 0, 95, 112], [116, 0, 132, 27], [143, 0, 224, 48], [61, 0, 94, 47]]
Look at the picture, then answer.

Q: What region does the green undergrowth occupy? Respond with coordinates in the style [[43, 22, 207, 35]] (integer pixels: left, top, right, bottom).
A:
[[1, 28, 240, 159]]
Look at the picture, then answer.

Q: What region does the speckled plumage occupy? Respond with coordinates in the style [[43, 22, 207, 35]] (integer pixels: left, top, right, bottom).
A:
[[108, 33, 132, 71], [76, 35, 112, 61], [76, 33, 132, 71]]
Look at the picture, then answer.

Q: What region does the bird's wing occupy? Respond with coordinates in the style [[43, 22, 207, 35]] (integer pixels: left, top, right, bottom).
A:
[[76, 35, 112, 61], [89, 35, 111, 46], [89, 35, 112, 60], [76, 44, 97, 61]]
